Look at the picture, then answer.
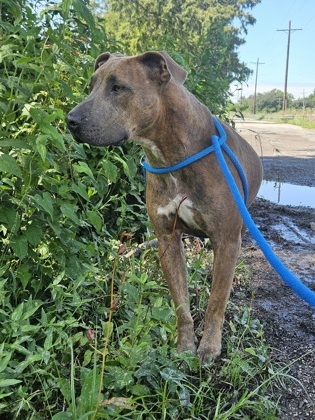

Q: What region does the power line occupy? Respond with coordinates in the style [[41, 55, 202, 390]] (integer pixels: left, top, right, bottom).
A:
[[251, 58, 265, 114], [277, 21, 302, 111]]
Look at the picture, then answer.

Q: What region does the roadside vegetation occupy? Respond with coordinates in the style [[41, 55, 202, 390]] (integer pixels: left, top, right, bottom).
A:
[[267, 111, 315, 130], [0, 0, 291, 418], [239, 89, 315, 129]]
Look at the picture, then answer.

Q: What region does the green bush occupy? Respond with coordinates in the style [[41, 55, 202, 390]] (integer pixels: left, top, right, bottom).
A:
[[0, 1, 147, 415]]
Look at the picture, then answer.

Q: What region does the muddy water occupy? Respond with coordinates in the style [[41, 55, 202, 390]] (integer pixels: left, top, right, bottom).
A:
[[259, 180, 315, 207]]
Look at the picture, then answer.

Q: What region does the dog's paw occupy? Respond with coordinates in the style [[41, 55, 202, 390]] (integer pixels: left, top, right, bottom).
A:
[[197, 342, 221, 366], [176, 337, 197, 356]]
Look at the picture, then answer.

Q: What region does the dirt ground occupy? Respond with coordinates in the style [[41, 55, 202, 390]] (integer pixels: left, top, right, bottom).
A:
[[235, 119, 315, 418]]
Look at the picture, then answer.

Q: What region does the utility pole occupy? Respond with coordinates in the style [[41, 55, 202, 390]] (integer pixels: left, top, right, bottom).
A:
[[277, 21, 302, 112], [251, 58, 264, 114]]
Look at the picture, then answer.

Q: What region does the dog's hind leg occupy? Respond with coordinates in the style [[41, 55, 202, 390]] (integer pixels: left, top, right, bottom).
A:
[[197, 234, 242, 364], [158, 231, 197, 355]]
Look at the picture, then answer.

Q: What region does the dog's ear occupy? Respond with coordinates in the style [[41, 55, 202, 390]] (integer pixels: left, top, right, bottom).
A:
[[94, 53, 111, 71], [158, 52, 187, 85], [138, 51, 187, 85], [94, 52, 125, 71]]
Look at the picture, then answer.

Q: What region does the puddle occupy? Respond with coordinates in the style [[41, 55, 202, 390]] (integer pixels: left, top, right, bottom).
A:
[[258, 180, 315, 208]]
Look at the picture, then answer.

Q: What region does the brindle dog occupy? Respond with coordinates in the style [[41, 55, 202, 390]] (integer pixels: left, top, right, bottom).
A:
[[66, 51, 263, 364]]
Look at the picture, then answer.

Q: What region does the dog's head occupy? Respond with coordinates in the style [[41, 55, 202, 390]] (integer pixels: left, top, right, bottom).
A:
[[66, 51, 187, 146]]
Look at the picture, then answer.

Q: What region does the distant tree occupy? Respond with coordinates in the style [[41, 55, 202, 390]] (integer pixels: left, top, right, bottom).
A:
[[103, 0, 262, 114], [292, 89, 315, 109], [242, 89, 296, 113]]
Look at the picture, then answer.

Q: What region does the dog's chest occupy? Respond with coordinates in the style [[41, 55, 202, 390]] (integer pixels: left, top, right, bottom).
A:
[[156, 194, 201, 230]]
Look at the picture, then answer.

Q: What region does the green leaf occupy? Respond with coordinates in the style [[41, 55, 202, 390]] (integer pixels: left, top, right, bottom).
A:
[[0, 354, 11, 374], [0, 379, 22, 388], [125, 156, 137, 179], [151, 306, 172, 322], [0, 207, 20, 232], [106, 366, 134, 391], [0, 153, 22, 178], [41, 124, 66, 152], [73, 161, 95, 180], [11, 302, 24, 321], [44, 330, 53, 351], [16, 263, 32, 288], [102, 160, 118, 183], [160, 367, 185, 382], [71, 181, 89, 201], [35, 135, 48, 161], [57, 377, 72, 407], [0, 44, 18, 62], [33, 192, 54, 220], [25, 223, 43, 246], [229, 321, 237, 333], [11, 236, 28, 259], [131, 383, 150, 396], [15, 354, 43, 374], [60, 203, 80, 224], [21, 299, 42, 320], [87, 210, 102, 233], [0, 264, 9, 277], [245, 347, 256, 356], [51, 413, 73, 420], [72, 0, 95, 28], [79, 368, 101, 412], [0, 139, 31, 149]]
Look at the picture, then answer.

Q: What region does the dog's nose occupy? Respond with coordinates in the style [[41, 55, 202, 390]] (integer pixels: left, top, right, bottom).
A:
[[66, 111, 82, 131]]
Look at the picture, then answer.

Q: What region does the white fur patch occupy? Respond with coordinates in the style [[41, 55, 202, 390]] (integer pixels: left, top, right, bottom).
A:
[[157, 194, 200, 229]]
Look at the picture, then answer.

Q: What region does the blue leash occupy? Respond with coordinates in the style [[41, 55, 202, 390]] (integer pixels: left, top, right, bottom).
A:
[[142, 116, 315, 308], [211, 125, 315, 308], [141, 117, 249, 204]]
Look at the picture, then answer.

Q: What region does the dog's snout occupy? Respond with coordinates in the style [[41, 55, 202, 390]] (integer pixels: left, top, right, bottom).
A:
[[66, 111, 84, 131]]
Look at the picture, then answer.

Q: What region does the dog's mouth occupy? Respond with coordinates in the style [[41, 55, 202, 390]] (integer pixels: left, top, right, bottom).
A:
[[102, 132, 129, 147], [76, 134, 128, 147], [66, 110, 129, 147], [69, 127, 129, 147]]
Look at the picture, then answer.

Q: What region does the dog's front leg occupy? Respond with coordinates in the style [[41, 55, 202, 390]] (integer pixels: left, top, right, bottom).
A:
[[158, 231, 197, 354], [197, 236, 241, 364]]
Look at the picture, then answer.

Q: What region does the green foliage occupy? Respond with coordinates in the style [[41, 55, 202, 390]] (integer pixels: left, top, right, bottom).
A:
[[0, 0, 146, 286], [104, 0, 262, 114], [0, 1, 287, 418], [242, 89, 294, 113], [0, 1, 146, 416], [241, 88, 315, 113], [279, 113, 315, 129], [292, 89, 315, 109]]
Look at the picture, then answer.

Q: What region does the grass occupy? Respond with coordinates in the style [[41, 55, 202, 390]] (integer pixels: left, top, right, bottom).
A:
[[277, 113, 315, 129], [18, 238, 287, 419], [1, 231, 293, 419], [0, 175, 293, 418], [244, 110, 315, 129]]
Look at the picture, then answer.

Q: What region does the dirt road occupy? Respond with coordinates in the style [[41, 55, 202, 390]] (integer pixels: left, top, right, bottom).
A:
[[234, 119, 315, 419], [236, 119, 315, 186]]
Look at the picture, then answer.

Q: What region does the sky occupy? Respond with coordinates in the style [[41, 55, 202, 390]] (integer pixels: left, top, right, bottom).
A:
[[234, 0, 315, 100]]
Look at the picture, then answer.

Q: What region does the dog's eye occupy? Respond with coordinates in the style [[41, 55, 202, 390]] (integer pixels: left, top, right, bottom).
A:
[[112, 84, 124, 93]]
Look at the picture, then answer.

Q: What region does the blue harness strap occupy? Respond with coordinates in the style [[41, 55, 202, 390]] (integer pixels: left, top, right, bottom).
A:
[[141, 116, 249, 204]]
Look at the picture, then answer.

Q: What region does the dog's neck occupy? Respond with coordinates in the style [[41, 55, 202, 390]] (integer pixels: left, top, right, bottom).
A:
[[137, 84, 215, 168]]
